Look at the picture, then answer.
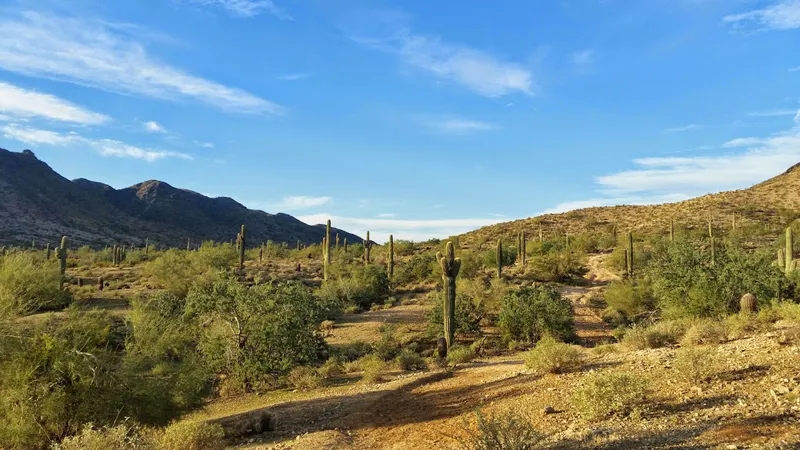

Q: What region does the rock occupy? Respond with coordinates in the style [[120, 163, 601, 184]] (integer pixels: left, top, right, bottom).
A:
[[543, 406, 556, 415]]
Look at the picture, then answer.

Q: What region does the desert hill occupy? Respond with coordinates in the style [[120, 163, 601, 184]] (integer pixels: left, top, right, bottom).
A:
[[0, 148, 360, 248]]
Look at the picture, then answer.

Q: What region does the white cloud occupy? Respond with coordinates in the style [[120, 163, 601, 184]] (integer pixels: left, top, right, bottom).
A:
[[0, 81, 109, 125], [664, 124, 699, 133], [1, 123, 192, 161], [183, 0, 291, 20], [723, 137, 764, 147], [723, 1, 800, 30], [791, 66, 800, 72], [0, 11, 284, 115], [346, 14, 533, 97], [570, 49, 595, 66], [272, 195, 332, 211], [296, 214, 507, 242], [377, 213, 396, 218], [201, 142, 215, 148], [422, 116, 496, 134], [276, 72, 312, 81], [748, 109, 798, 117], [143, 121, 166, 133], [795, 110, 800, 124]]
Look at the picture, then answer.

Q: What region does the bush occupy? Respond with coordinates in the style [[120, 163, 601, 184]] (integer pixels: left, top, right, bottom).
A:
[[673, 347, 721, 385], [287, 366, 324, 390], [427, 292, 485, 337], [0, 252, 69, 317], [359, 355, 388, 383], [446, 345, 475, 368], [318, 357, 345, 378], [456, 410, 543, 450], [680, 319, 729, 346], [154, 421, 225, 450], [524, 335, 583, 374], [52, 423, 146, 450], [373, 324, 401, 360], [602, 280, 656, 325], [622, 320, 688, 350], [572, 371, 650, 421], [498, 285, 575, 343], [334, 341, 373, 362], [395, 253, 437, 285], [317, 265, 390, 310], [395, 349, 427, 371], [527, 250, 587, 282], [143, 250, 196, 298]]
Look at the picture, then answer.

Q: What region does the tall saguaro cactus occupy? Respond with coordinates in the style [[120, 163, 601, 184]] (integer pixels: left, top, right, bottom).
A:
[[710, 236, 716, 266], [437, 241, 461, 351], [669, 219, 675, 242], [343, 238, 348, 252], [364, 232, 372, 265], [237, 225, 246, 272], [323, 220, 332, 281], [335, 233, 340, 249], [187, 238, 191, 251], [145, 238, 149, 256], [56, 236, 67, 289], [45, 243, 51, 260], [786, 227, 794, 275], [388, 234, 394, 280], [626, 231, 634, 279], [496, 239, 503, 278], [708, 214, 713, 239], [517, 231, 527, 266]]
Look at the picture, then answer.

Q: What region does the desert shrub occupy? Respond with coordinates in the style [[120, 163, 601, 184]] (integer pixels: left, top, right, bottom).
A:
[[621, 320, 688, 349], [372, 324, 401, 360], [395, 349, 427, 371], [723, 313, 773, 339], [427, 292, 485, 337], [602, 280, 656, 325], [680, 319, 729, 346], [186, 278, 327, 393], [154, 421, 225, 450], [287, 366, 324, 390], [483, 245, 516, 270], [456, 409, 543, 450], [318, 265, 390, 310], [673, 347, 721, 384], [359, 354, 388, 383], [393, 240, 415, 256], [395, 253, 437, 285], [458, 250, 485, 280], [318, 357, 345, 378], [52, 422, 147, 450], [527, 250, 587, 282], [0, 251, 70, 317], [572, 371, 650, 421], [498, 285, 575, 343], [524, 335, 583, 374], [591, 343, 619, 356], [143, 250, 195, 297], [446, 345, 475, 367], [773, 301, 800, 322], [460, 277, 507, 317], [333, 341, 373, 362]]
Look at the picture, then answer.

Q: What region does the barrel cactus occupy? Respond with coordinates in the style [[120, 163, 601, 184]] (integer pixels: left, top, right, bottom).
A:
[[739, 293, 757, 314]]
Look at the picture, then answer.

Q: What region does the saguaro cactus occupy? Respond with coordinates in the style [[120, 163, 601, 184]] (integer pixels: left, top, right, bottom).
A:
[[517, 231, 527, 266], [259, 244, 263, 265], [626, 231, 634, 279], [343, 237, 348, 252], [539, 225, 544, 243], [364, 232, 372, 265], [325, 220, 332, 265], [785, 227, 794, 275], [669, 219, 675, 242], [732, 213, 737, 231], [56, 236, 67, 289], [45, 243, 51, 260], [237, 225, 246, 272], [145, 238, 149, 256], [388, 234, 394, 279], [187, 238, 191, 251], [496, 239, 503, 278], [778, 248, 786, 270], [437, 241, 461, 350], [710, 236, 716, 266], [335, 233, 340, 249], [708, 214, 713, 238]]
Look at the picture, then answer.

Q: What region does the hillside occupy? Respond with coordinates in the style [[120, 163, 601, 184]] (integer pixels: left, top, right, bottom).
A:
[[461, 163, 800, 246], [0, 148, 360, 248]]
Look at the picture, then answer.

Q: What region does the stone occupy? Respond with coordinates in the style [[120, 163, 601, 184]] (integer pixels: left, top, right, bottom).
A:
[[543, 406, 556, 415]]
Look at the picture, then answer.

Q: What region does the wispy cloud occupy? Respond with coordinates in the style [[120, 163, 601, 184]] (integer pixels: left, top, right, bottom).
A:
[[748, 109, 798, 117], [790, 66, 800, 72], [197, 141, 215, 148], [0, 11, 284, 115], [421, 116, 496, 134], [723, 1, 800, 31], [570, 49, 596, 66], [296, 214, 507, 242], [0, 81, 109, 125], [270, 195, 332, 211], [276, 72, 312, 81], [377, 213, 396, 218], [143, 120, 166, 133], [182, 0, 291, 20], [664, 124, 699, 133], [344, 12, 533, 97], [1, 123, 192, 161]]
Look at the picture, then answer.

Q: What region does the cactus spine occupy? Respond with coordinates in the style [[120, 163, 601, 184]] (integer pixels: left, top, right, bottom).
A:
[[364, 232, 372, 265], [496, 239, 503, 278], [237, 225, 246, 272], [388, 235, 394, 279], [437, 241, 461, 350], [626, 231, 634, 279], [786, 227, 794, 275]]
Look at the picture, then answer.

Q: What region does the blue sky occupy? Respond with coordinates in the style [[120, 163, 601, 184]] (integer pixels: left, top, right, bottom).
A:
[[0, 0, 799, 241]]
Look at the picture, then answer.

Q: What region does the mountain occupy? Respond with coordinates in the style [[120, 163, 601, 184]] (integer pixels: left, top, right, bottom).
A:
[[0, 148, 361, 248], [460, 164, 800, 246]]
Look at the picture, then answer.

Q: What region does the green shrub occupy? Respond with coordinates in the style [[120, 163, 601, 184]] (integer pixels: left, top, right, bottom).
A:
[[621, 320, 688, 350], [602, 280, 656, 325], [154, 421, 225, 450], [0, 252, 69, 317], [334, 341, 373, 362], [317, 265, 390, 310], [572, 371, 649, 421], [143, 250, 195, 298], [673, 347, 721, 385], [456, 410, 543, 450], [498, 285, 575, 343], [395, 349, 427, 371], [680, 319, 729, 346], [52, 423, 146, 450], [591, 344, 619, 356], [286, 366, 324, 390], [524, 335, 583, 374], [427, 292, 484, 337], [359, 355, 388, 383], [446, 345, 475, 368], [458, 250, 484, 280], [373, 324, 401, 360], [527, 250, 587, 282], [318, 357, 345, 378], [395, 253, 437, 285]]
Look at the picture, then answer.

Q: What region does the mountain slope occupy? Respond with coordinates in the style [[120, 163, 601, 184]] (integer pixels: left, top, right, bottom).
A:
[[460, 163, 800, 245], [0, 148, 360, 248]]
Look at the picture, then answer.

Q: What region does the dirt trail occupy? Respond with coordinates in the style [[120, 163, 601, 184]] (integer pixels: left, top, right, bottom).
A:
[[559, 253, 617, 346]]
